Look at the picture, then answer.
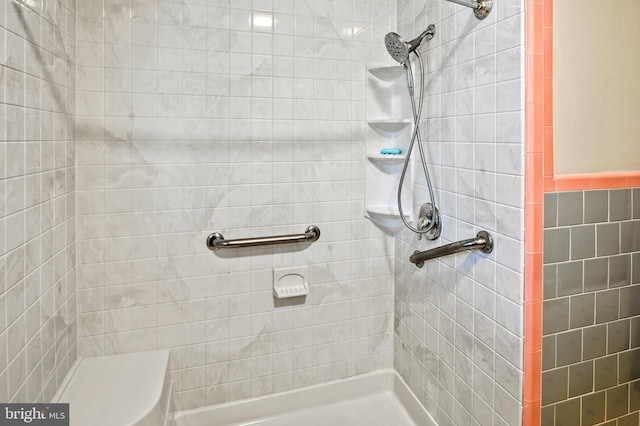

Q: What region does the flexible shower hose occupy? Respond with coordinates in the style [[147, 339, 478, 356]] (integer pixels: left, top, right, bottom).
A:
[[397, 50, 439, 236]]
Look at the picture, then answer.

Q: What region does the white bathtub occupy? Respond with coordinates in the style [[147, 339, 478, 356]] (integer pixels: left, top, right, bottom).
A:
[[173, 369, 436, 426]]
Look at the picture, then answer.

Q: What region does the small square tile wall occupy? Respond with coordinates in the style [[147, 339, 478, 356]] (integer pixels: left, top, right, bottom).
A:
[[542, 189, 640, 424], [394, 0, 525, 425], [73, 0, 398, 411], [1, 0, 77, 402]]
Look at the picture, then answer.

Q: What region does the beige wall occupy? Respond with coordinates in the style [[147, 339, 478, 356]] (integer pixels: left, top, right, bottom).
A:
[[553, 0, 640, 175]]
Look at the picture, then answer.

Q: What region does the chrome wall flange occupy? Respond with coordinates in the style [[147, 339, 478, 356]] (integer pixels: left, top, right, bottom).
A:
[[477, 230, 493, 253], [206, 232, 225, 251], [445, 0, 493, 20], [305, 225, 321, 242], [474, 0, 493, 20], [413, 251, 425, 268]]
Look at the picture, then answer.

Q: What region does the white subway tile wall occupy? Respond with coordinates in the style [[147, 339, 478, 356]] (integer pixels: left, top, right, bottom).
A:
[[73, 0, 399, 411], [1, 0, 78, 402], [393, 0, 525, 425]]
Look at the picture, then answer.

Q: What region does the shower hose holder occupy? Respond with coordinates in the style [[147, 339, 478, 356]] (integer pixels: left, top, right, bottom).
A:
[[417, 202, 442, 240]]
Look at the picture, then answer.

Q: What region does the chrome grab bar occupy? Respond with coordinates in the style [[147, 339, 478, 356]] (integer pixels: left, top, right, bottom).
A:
[[445, 0, 493, 19], [206, 225, 321, 251], [410, 231, 493, 268]]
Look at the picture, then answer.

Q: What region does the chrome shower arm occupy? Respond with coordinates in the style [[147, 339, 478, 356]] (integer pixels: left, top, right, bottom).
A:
[[407, 25, 436, 52], [445, 0, 493, 19], [447, 0, 480, 9]]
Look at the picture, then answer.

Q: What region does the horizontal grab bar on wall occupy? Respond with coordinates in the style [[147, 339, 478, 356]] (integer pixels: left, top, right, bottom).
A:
[[206, 225, 321, 251], [410, 231, 493, 268]]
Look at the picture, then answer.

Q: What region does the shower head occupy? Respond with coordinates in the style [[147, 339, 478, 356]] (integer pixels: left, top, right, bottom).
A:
[[384, 24, 436, 65]]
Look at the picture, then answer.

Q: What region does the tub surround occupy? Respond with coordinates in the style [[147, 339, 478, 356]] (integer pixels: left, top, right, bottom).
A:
[[393, 0, 525, 424], [74, 0, 397, 411], [0, 0, 78, 403], [0, 0, 532, 422]]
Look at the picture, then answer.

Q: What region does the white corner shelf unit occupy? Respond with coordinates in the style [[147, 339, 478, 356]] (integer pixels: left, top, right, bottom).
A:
[[365, 64, 415, 231], [367, 119, 411, 133]]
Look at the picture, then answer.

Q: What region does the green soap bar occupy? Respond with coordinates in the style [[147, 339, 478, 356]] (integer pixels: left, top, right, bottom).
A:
[[381, 148, 401, 155]]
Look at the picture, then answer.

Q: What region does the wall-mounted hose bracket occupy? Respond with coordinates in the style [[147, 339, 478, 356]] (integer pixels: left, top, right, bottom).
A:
[[417, 203, 441, 240]]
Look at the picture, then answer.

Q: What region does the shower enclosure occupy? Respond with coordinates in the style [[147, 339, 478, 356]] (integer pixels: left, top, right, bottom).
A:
[[1, 0, 528, 424]]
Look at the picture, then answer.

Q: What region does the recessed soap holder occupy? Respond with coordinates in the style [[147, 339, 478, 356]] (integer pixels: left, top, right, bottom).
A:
[[273, 266, 309, 299]]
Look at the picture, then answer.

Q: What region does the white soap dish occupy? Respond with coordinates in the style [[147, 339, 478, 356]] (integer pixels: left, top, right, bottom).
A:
[[273, 266, 309, 298]]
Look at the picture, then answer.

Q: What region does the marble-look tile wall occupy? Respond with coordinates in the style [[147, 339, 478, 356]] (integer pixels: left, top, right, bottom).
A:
[[1, 0, 77, 402], [74, 0, 398, 410], [393, 0, 525, 424]]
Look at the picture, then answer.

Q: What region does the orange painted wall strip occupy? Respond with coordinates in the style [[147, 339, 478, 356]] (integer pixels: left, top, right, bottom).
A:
[[523, 0, 545, 423], [548, 172, 640, 192]]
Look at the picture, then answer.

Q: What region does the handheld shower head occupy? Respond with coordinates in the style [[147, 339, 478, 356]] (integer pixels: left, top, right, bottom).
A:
[[384, 32, 410, 65], [384, 24, 436, 65], [384, 25, 435, 95]]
